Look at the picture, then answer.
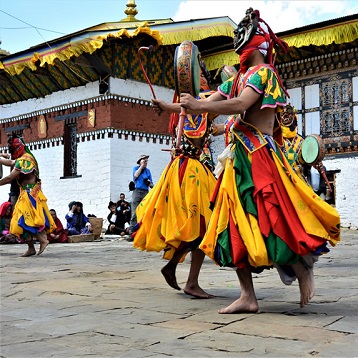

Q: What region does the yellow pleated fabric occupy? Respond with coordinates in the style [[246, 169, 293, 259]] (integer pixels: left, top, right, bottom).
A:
[[272, 151, 340, 245], [200, 148, 271, 268], [133, 157, 216, 258], [10, 182, 56, 238], [200, 141, 341, 267]]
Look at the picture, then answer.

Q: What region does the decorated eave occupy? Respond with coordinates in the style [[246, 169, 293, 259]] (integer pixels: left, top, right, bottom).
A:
[[0, 16, 236, 105], [0, 13, 357, 106], [0, 21, 165, 77], [0, 16, 236, 76], [275, 13, 358, 63]]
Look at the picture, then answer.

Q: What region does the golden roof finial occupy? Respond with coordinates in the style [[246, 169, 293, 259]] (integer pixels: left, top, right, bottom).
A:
[[121, 0, 139, 22]]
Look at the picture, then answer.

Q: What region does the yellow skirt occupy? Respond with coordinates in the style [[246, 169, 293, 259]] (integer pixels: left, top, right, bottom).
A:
[[200, 141, 340, 268], [10, 182, 56, 239], [133, 156, 216, 259]]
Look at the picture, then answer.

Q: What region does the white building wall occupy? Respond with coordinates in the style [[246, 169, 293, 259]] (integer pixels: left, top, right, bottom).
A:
[[325, 156, 358, 229], [0, 79, 173, 120], [0, 135, 170, 228]]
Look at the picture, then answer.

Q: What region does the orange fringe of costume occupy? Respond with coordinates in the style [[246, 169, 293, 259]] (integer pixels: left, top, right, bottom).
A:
[[199, 122, 340, 269], [133, 156, 216, 260]]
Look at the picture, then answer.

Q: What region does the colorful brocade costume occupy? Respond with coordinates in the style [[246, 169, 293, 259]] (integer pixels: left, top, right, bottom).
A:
[[199, 64, 340, 269], [133, 91, 217, 260], [279, 119, 309, 184], [10, 151, 56, 240]]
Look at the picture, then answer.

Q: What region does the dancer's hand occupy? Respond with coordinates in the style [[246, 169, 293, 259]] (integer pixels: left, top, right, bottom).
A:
[[151, 99, 167, 115], [180, 93, 200, 112]]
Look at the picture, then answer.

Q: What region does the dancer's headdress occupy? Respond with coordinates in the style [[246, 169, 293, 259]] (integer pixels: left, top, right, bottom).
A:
[[8, 134, 26, 159], [233, 8, 289, 67], [278, 103, 297, 127]]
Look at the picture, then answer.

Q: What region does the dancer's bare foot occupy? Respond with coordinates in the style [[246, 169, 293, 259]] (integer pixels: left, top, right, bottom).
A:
[[21, 248, 36, 257], [218, 296, 259, 314], [37, 238, 49, 255], [292, 261, 315, 308], [161, 266, 181, 290], [183, 284, 214, 299]]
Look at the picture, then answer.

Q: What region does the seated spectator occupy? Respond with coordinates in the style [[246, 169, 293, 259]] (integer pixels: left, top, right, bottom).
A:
[[47, 209, 68, 243], [116, 193, 131, 224], [0, 201, 24, 244], [65, 201, 93, 236], [105, 201, 129, 236]]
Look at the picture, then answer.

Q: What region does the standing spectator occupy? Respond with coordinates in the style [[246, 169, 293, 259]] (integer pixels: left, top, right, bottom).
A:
[[0, 201, 24, 244], [0, 134, 55, 256], [308, 164, 327, 200], [65, 201, 93, 236], [129, 155, 153, 236], [116, 193, 131, 224], [47, 209, 68, 243]]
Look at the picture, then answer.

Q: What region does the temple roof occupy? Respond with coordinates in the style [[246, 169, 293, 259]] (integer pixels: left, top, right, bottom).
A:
[[0, 10, 357, 105]]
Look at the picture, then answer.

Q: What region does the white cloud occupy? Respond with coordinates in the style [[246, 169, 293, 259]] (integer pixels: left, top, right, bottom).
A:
[[173, 1, 358, 32]]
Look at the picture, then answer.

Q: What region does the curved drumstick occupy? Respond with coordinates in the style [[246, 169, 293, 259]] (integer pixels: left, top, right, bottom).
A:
[[176, 106, 186, 149], [316, 162, 332, 193], [138, 45, 156, 99]]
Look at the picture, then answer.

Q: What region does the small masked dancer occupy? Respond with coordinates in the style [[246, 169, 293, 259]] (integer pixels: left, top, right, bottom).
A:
[[0, 134, 56, 256], [133, 60, 219, 298]]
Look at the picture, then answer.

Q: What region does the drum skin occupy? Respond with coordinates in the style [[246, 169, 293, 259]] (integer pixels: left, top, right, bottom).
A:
[[174, 40, 201, 97], [301, 134, 325, 165]]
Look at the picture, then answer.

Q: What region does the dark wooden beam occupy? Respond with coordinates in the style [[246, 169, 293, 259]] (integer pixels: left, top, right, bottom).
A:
[[54, 110, 88, 121], [4, 124, 30, 132]]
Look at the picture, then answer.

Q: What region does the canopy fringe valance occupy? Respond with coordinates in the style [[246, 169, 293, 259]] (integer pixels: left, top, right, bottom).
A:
[[1, 23, 163, 76]]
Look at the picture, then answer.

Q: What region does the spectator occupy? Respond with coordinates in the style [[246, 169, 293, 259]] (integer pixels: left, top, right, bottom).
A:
[[129, 155, 153, 236], [0, 201, 24, 244], [116, 193, 131, 224], [47, 209, 68, 243], [65, 201, 93, 236], [105, 201, 129, 236], [308, 164, 327, 200]]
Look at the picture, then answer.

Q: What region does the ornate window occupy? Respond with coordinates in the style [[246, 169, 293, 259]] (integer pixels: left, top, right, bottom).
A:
[[323, 84, 330, 105], [323, 113, 333, 134], [320, 77, 351, 137], [333, 112, 340, 132], [341, 81, 349, 102], [63, 119, 78, 177], [332, 83, 339, 104], [341, 110, 349, 132]]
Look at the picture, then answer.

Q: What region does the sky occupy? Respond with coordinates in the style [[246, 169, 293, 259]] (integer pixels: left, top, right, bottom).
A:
[[1, 0, 357, 55]]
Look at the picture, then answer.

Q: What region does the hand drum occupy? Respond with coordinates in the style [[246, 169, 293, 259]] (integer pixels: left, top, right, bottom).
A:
[[174, 40, 201, 97], [173, 40, 201, 147], [301, 134, 325, 165]]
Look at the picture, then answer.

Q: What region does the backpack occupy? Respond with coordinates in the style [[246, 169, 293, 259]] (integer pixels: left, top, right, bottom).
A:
[[128, 181, 135, 191]]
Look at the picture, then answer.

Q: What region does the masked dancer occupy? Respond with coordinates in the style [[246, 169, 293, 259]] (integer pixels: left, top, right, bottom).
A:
[[153, 8, 340, 312], [133, 61, 219, 298], [0, 134, 55, 256]]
